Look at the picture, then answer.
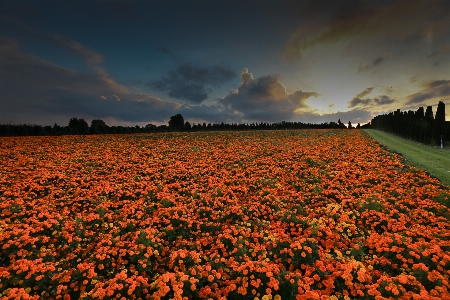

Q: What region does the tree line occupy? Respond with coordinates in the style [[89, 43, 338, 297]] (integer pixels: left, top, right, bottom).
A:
[[369, 101, 448, 146], [0, 115, 363, 137], [167, 114, 362, 131]]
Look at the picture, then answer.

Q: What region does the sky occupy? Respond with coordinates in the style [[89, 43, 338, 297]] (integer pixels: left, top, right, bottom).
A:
[[1, 0, 450, 127]]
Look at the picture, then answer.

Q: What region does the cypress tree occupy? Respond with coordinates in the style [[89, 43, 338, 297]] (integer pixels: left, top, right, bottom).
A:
[[435, 101, 446, 146]]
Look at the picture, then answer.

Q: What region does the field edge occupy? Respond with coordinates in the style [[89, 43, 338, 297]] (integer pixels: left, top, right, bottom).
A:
[[363, 129, 450, 187]]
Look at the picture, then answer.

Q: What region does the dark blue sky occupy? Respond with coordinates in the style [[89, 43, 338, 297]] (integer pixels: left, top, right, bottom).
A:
[[1, 0, 450, 126]]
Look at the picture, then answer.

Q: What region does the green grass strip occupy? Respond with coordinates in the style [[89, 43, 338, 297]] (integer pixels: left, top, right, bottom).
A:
[[363, 129, 450, 187]]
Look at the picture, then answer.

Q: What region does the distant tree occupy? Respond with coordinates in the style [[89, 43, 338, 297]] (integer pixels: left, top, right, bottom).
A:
[[168, 114, 184, 130], [184, 121, 191, 130], [90, 119, 108, 134], [424, 106, 434, 144], [337, 119, 346, 128], [356, 123, 361, 129], [434, 101, 446, 146], [52, 123, 64, 135], [425, 106, 434, 123], [413, 107, 425, 141], [68, 118, 89, 134], [68, 118, 78, 133], [405, 110, 415, 139], [416, 107, 424, 121], [348, 121, 353, 129], [158, 125, 169, 132], [145, 124, 156, 131], [132, 125, 141, 133]]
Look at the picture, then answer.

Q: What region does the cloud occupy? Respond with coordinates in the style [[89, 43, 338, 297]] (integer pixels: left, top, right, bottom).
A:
[[358, 56, 384, 73], [283, 0, 450, 61], [428, 44, 450, 58], [219, 68, 319, 122], [240, 68, 254, 86], [52, 35, 103, 65], [406, 79, 450, 105], [0, 37, 181, 125], [1, 11, 109, 77], [148, 62, 236, 103], [177, 102, 242, 124], [0, 37, 243, 126], [49, 34, 116, 79], [0, 38, 374, 126], [45, 90, 179, 123], [349, 87, 395, 108], [349, 95, 395, 108], [356, 87, 374, 98], [0, 37, 126, 97]]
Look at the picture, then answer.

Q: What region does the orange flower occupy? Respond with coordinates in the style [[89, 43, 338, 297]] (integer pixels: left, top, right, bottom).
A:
[[1, 131, 449, 299]]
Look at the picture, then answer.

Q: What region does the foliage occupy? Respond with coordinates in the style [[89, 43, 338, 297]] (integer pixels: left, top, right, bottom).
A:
[[370, 101, 448, 146], [0, 117, 356, 136]]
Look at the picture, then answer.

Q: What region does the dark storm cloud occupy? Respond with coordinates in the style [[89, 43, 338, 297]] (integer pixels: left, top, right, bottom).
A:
[[177, 103, 242, 124], [283, 0, 450, 61], [406, 79, 450, 105], [148, 63, 237, 103], [220, 68, 319, 122], [349, 98, 370, 108], [349, 87, 395, 108], [349, 95, 395, 108], [0, 36, 245, 125]]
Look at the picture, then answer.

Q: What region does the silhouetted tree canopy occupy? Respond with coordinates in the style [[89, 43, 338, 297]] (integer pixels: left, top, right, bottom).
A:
[[90, 119, 108, 134], [435, 101, 446, 146], [2, 115, 370, 136], [425, 106, 434, 123], [168, 114, 184, 130], [370, 102, 448, 146], [68, 118, 89, 134]]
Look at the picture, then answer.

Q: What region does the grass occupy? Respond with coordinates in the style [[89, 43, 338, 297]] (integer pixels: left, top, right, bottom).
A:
[[364, 129, 450, 187]]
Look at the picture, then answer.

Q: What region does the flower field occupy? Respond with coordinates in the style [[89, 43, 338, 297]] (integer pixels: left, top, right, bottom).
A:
[[1, 129, 449, 300]]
